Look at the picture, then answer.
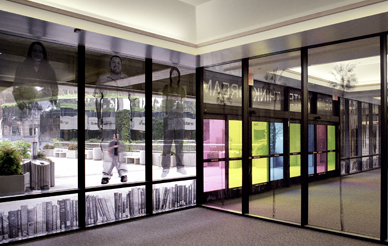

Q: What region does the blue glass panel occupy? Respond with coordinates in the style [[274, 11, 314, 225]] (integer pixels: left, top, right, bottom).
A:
[[270, 156, 283, 181], [270, 122, 283, 154], [308, 124, 315, 152]]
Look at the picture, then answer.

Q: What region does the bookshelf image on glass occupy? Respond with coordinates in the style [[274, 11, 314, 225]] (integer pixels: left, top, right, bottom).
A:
[[153, 180, 196, 213], [0, 194, 78, 244], [85, 185, 146, 226]]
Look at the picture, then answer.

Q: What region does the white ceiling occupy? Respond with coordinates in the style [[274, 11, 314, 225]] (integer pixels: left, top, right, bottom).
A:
[[2, 0, 388, 55]]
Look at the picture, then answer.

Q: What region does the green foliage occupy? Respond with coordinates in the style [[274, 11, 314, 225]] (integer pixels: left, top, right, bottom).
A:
[[13, 140, 31, 159], [70, 138, 78, 142], [53, 138, 60, 147], [43, 144, 55, 149], [116, 110, 132, 142], [152, 119, 163, 140], [0, 146, 22, 175], [37, 151, 53, 163], [68, 143, 78, 150], [0, 140, 31, 159], [88, 138, 99, 143]]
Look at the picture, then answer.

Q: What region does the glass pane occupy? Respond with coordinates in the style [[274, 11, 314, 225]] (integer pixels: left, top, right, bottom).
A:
[[252, 122, 268, 156], [252, 158, 268, 184], [317, 153, 327, 173], [204, 119, 225, 158], [204, 161, 225, 192], [0, 194, 78, 243], [229, 120, 242, 158], [85, 52, 145, 186], [203, 62, 242, 107], [308, 154, 315, 175], [249, 51, 301, 224], [152, 65, 196, 181], [327, 125, 336, 150], [316, 125, 327, 152], [289, 123, 300, 153], [327, 152, 336, 171], [290, 155, 301, 178], [270, 156, 283, 181], [229, 160, 242, 189], [309, 37, 380, 238], [153, 180, 196, 213], [86, 186, 146, 227], [372, 105, 379, 155], [0, 35, 78, 196], [308, 124, 315, 152], [270, 122, 283, 154]]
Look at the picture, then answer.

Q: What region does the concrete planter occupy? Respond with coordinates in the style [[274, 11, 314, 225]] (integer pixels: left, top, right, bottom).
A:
[[67, 150, 78, 159], [43, 149, 55, 157], [0, 173, 29, 196]]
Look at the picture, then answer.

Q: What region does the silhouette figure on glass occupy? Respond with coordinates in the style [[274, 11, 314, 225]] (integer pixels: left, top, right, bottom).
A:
[[13, 41, 58, 114], [94, 55, 128, 184], [161, 67, 186, 178]]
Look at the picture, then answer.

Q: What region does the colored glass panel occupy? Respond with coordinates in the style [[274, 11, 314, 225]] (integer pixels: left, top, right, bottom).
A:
[[308, 154, 315, 175], [252, 158, 268, 184], [229, 120, 242, 158], [327, 125, 335, 150], [203, 119, 225, 159], [229, 160, 242, 188], [290, 155, 301, 177], [327, 152, 335, 171], [270, 122, 283, 154], [290, 123, 301, 153], [270, 156, 284, 181], [252, 121, 269, 156], [317, 153, 327, 173], [308, 124, 315, 152], [204, 161, 225, 192], [316, 125, 327, 151]]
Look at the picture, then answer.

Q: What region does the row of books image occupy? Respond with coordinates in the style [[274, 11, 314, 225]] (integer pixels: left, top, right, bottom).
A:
[[153, 182, 196, 213], [0, 197, 78, 243], [86, 187, 146, 226]]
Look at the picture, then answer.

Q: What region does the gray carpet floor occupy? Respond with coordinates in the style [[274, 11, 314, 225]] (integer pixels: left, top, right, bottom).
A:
[[13, 207, 383, 246]]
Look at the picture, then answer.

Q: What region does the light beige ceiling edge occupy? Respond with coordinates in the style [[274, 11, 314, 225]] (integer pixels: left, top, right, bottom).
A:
[[5, 0, 387, 52]]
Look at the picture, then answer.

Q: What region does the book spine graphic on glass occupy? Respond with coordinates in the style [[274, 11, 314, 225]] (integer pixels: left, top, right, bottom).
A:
[[85, 187, 146, 226], [153, 182, 196, 212], [0, 198, 78, 243]]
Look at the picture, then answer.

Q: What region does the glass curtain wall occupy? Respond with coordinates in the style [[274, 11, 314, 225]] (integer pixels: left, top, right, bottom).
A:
[[0, 34, 78, 241], [308, 37, 380, 238], [85, 52, 146, 187], [248, 51, 301, 223], [202, 61, 243, 213]]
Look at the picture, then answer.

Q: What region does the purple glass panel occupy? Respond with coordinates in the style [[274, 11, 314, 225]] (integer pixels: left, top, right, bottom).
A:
[[317, 153, 327, 173], [204, 161, 225, 192], [316, 125, 327, 152], [203, 119, 225, 159]]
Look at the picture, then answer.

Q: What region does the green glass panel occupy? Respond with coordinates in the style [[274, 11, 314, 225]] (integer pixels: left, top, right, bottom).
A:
[[252, 158, 269, 184], [327, 125, 336, 150], [229, 120, 242, 158], [229, 160, 242, 188], [290, 155, 301, 177], [252, 121, 269, 156], [328, 152, 336, 171], [290, 123, 301, 153]]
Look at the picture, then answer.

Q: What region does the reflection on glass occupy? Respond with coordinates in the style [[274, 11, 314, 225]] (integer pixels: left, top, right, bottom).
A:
[[153, 180, 196, 213], [252, 122, 268, 156], [349, 100, 358, 157], [270, 122, 283, 154], [290, 123, 300, 177], [204, 119, 225, 159], [308, 154, 315, 175], [86, 186, 146, 226], [0, 194, 78, 243], [316, 125, 327, 151], [270, 156, 283, 180], [317, 153, 327, 173], [93, 55, 129, 185], [308, 124, 315, 175], [153, 65, 196, 180], [229, 160, 242, 188]]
